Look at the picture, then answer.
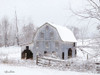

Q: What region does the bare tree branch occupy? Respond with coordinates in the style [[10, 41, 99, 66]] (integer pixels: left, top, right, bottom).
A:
[[89, 0, 99, 8]]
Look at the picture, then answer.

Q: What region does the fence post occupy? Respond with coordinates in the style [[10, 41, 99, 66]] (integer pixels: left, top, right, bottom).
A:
[[36, 55, 38, 65], [48, 60, 51, 66], [87, 54, 88, 60]]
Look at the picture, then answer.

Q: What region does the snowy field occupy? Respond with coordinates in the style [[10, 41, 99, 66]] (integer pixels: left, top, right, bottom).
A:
[[0, 64, 99, 75], [0, 46, 21, 60]]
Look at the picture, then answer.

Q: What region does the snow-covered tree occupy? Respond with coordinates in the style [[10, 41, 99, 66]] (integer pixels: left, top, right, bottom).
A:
[[1, 17, 9, 47], [19, 22, 35, 45], [67, 26, 80, 39]]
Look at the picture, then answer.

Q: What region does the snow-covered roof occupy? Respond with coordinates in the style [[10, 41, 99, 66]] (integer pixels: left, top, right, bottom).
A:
[[45, 22, 77, 42]]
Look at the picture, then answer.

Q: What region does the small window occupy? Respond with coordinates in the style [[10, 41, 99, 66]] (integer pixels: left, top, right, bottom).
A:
[[50, 32, 54, 38], [75, 50, 77, 55], [26, 46, 29, 50], [73, 43, 75, 47], [55, 41, 59, 49], [46, 26, 49, 30], [40, 32, 44, 39], [52, 51, 56, 56], [62, 52, 64, 59], [52, 51, 55, 53], [44, 51, 47, 54], [45, 42, 49, 48], [36, 41, 39, 48]]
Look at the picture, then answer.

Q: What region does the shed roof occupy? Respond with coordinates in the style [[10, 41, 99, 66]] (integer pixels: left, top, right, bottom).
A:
[[45, 22, 77, 42]]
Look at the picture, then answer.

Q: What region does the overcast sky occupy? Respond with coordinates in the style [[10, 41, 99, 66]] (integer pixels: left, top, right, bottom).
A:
[[0, 0, 98, 35], [0, 0, 85, 25]]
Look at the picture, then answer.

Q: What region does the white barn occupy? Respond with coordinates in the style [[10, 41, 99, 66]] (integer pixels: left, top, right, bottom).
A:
[[21, 22, 77, 60]]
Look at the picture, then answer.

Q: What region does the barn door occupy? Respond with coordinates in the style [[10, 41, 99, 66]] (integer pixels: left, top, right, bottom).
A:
[[68, 48, 72, 58], [62, 52, 64, 60], [21, 46, 33, 59]]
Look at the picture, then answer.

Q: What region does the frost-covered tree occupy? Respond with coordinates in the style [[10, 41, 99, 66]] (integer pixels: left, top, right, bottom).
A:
[[1, 17, 9, 47], [79, 26, 89, 44], [19, 22, 35, 45], [67, 26, 80, 39], [71, 0, 100, 21], [71, 0, 100, 29], [15, 10, 19, 46], [0, 23, 4, 46], [71, 0, 100, 55]]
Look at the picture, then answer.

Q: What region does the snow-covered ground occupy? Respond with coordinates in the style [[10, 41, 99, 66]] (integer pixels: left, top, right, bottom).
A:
[[0, 64, 99, 75], [0, 46, 21, 60]]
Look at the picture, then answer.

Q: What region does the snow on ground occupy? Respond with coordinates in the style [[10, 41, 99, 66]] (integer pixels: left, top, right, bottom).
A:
[[0, 64, 99, 75], [0, 46, 21, 60]]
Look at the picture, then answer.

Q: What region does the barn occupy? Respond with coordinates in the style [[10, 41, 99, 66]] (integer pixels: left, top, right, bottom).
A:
[[21, 22, 77, 60]]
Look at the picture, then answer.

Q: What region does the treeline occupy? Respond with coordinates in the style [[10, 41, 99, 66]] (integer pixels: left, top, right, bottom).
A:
[[0, 16, 36, 47]]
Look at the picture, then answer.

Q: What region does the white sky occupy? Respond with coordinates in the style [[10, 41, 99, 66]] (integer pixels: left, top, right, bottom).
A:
[[0, 0, 85, 25], [0, 0, 98, 35]]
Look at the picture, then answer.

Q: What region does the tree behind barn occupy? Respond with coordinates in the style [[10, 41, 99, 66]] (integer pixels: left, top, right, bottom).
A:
[[1, 17, 9, 47], [71, 0, 100, 55], [19, 22, 35, 45]]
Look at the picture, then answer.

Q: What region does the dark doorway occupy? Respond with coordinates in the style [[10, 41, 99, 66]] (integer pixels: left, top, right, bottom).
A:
[[73, 43, 75, 47], [75, 49, 77, 56], [68, 48, 72, 58], [44, 51, 47, 54], [62, 52, 64, 60], [21, 46, 33, 59]]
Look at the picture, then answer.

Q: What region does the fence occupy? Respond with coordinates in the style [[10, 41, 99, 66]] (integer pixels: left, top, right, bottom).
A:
[[36, 55, 100, 73], [36, 55, 70, 67], [95, 63, 100, 73]]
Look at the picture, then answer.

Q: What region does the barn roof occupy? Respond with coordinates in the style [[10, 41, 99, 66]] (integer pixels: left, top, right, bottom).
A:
[[45, 22, 77, 42]]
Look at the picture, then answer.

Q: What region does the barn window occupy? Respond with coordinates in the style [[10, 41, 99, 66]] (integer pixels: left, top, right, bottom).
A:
[[73, 43, 75, 47], [52, 51, 55, 53], [36, 41, 39, 48], [68, 48, 72, 58], [50, 32, 54, 38], [75, 49, 77, 56], [52, 51, 56, 55], [55, 41, 59, 49], [21, 46, 33, 59], [40, 32, 44, 39], [44, 51, 47, 54], [45, 41, 49, 48], [62, 52, 64, 60], [46, 26, 49, 30], [26, 46, 29, 50]]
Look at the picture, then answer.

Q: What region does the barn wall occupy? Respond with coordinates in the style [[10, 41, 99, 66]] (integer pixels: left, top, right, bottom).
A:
[[33, 24, 63, 59]]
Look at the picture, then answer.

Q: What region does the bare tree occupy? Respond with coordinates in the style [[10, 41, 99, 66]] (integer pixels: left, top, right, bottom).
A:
[[20, 22, 35, 45], [0, 23, 4, 46], [70, 0, 100, 29], [67, 26, 80, 39], [79, 26, 89, 45], [70, 0, 100, 43], [15, 10, 19, 46], [71, 0, 100, 20], [2, 17, 9, 47], [7, 23, 16, 46]]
